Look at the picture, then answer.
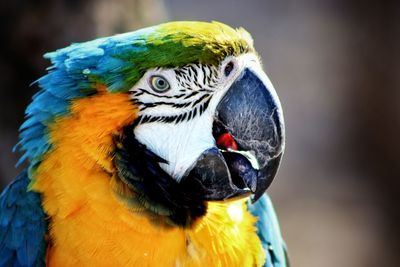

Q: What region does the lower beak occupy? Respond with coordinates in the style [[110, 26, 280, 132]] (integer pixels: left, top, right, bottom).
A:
[[181, 68, 285, 203]]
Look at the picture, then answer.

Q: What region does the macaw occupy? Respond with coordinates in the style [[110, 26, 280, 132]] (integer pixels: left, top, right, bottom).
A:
[[0, 21, 288, 267]]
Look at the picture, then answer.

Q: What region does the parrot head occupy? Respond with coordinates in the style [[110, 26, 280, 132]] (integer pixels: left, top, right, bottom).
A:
[[20, 21, 285, 227]]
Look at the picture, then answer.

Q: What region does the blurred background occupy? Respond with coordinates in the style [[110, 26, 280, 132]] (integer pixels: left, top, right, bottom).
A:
[[0, 0, 399, 266]]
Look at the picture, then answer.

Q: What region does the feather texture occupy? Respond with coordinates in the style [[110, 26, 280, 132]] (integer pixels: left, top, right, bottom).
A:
[[0, 171, 47, 267], [16, 21, 254, 171], [3, 21, 287, 267], [29, 89, 265, 266], [249, 194, 289, 267]]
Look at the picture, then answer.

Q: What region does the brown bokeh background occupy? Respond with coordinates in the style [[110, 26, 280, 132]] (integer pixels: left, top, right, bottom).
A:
[[0, 1, 399, 266]]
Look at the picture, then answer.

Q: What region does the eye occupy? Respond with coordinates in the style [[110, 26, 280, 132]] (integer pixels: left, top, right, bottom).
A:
[[224, 61, 234, 77], [149, 75, 170, 93]]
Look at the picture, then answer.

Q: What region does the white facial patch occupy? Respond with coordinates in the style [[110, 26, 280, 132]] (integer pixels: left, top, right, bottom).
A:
[[134, 110, 215, 180], [129, 53, 266, 180]]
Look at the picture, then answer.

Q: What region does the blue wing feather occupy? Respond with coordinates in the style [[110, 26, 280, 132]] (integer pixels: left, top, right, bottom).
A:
[[249, 194, 289, 267], [0, 171, 48, 267]]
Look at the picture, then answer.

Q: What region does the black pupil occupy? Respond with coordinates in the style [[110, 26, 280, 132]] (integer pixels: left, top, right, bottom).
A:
[[157, 79, 165, 87], [224, 62, 234, 77]]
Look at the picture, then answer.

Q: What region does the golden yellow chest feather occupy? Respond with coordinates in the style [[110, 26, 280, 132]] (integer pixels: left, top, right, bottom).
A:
[[32, 90, 265, 266]]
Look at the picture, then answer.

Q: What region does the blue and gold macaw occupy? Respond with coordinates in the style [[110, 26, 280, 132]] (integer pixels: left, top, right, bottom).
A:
[[0, 21, 288, 266]]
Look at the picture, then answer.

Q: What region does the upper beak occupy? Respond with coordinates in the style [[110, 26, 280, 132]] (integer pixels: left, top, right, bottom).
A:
[[181, 67, 285, 203]]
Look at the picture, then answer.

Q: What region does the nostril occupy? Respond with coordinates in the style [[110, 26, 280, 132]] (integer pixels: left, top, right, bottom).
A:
[[224, 61, 234, 77]]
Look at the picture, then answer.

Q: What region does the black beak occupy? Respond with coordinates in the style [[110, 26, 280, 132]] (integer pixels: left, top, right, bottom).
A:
[[182, 68, 285, 203]]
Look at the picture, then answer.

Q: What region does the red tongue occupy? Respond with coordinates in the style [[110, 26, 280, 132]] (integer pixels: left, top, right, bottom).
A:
[[216, 133, 238, 151]]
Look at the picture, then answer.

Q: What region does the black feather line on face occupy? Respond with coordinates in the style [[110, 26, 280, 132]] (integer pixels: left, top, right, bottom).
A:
[[112, 124, 207, 228]]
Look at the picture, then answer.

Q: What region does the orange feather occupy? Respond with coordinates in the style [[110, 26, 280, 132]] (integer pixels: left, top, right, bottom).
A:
[[31, 88, 265, 266]]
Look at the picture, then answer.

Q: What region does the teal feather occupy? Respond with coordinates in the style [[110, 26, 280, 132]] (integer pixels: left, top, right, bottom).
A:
[[0, 171, 47, 267], [15, 27, 153, 168], [249, 194, 289, 267], [5, 21, 284, 266]]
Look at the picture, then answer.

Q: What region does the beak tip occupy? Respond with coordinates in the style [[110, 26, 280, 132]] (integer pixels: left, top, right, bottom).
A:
[[251, 185, 267, 203], [186, 68, 285, 203], [251, 153, 283, 203]]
